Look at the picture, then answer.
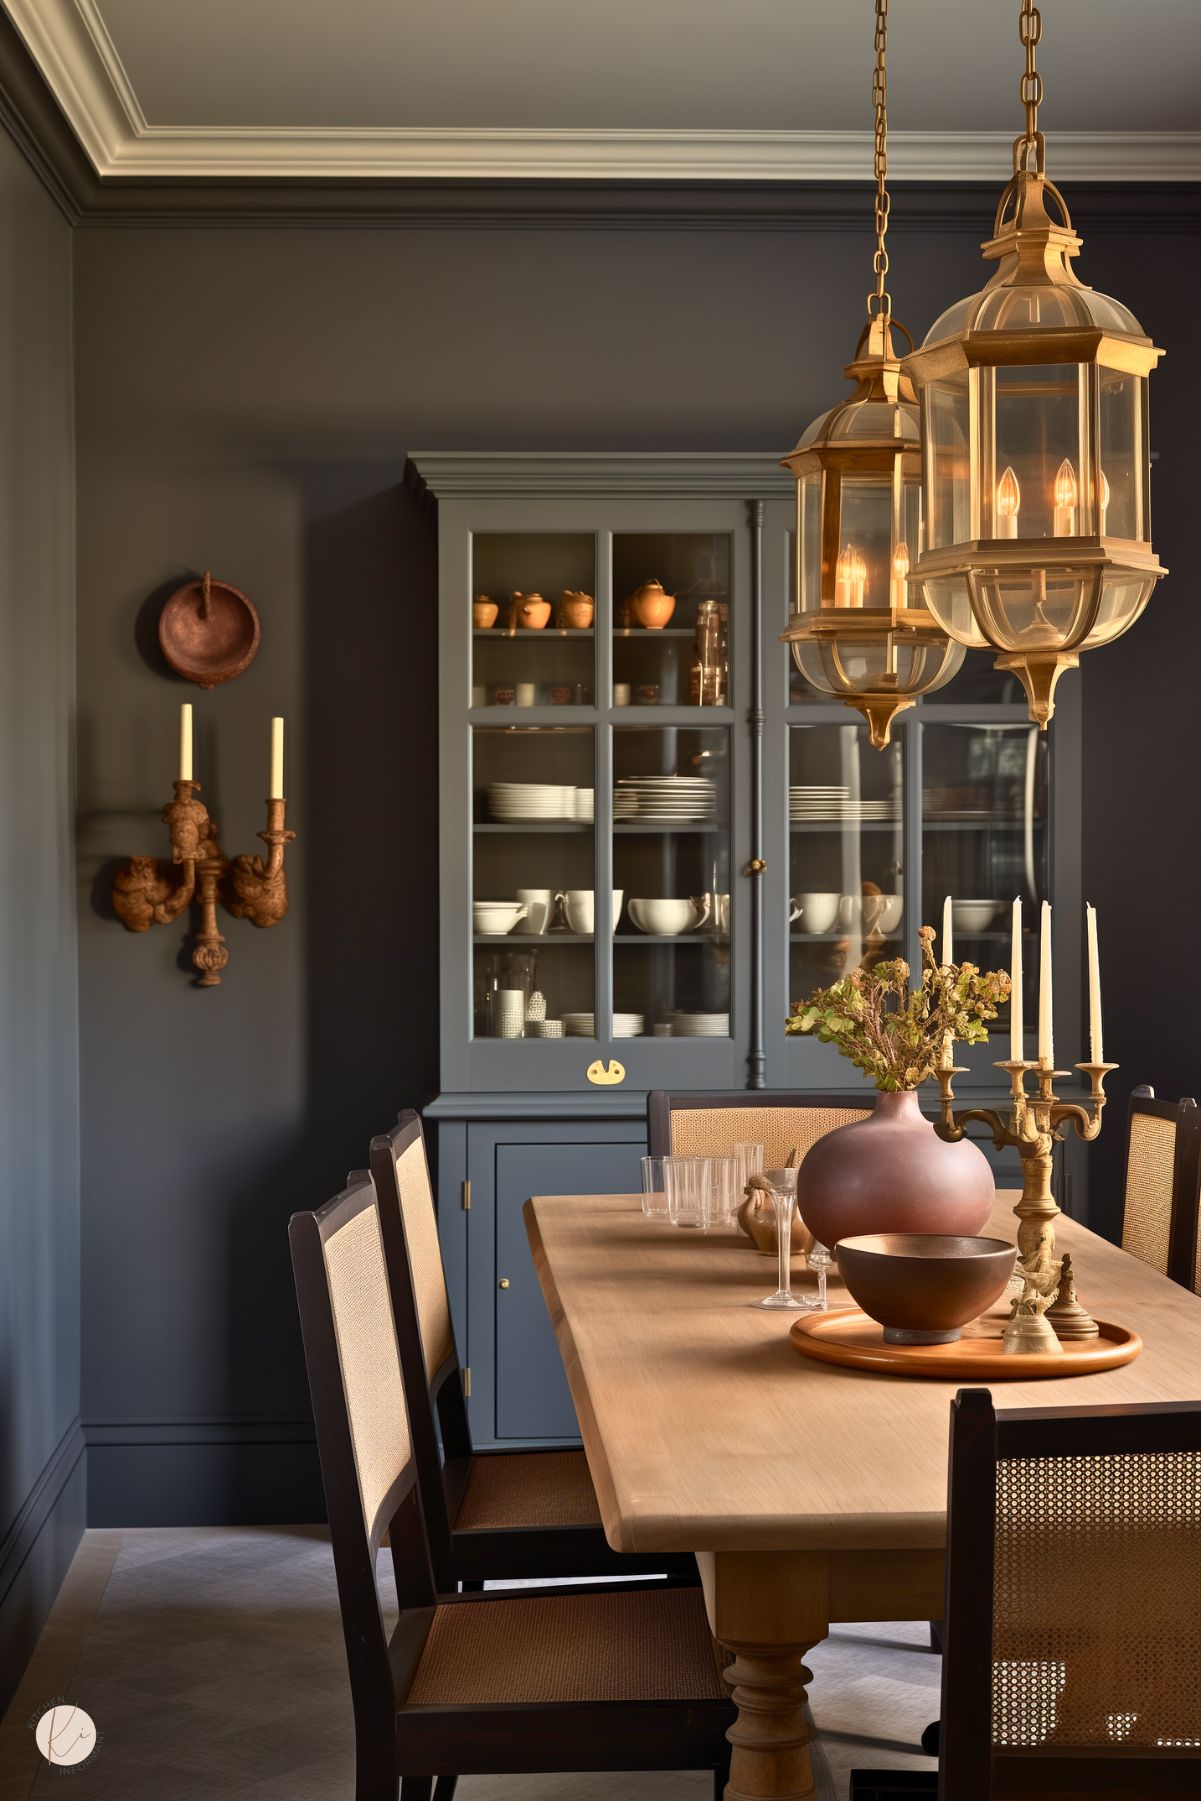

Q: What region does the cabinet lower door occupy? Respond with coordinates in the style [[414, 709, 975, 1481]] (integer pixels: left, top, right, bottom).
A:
[[492, 1138, 644, 1442]]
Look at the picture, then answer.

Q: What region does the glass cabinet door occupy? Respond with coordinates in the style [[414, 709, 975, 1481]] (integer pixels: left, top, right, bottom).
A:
[[921, 720, 1048, 1062], [471, 534, 596, 709], [786, 721, 906, 1017]]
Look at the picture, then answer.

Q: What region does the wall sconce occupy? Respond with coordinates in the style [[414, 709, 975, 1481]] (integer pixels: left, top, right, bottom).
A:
[[113, 705, 294, 986]]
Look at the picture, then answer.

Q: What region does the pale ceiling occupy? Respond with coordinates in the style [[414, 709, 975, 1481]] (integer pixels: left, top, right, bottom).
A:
[[6, 0, 1200, 179]]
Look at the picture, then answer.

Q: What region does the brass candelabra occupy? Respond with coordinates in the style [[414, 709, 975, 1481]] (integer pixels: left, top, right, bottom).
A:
[[113, 780, 294, 987], [934, 1057, 1117, 1290]]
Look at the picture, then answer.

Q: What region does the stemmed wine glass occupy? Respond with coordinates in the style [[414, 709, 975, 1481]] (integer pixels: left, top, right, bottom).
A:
[[800, 1240, 833, 1311], [755, 1166, 806, 1310]]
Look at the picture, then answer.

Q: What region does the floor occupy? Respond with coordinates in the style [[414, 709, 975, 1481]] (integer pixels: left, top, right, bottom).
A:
[[1, 1528, 939, 1800]]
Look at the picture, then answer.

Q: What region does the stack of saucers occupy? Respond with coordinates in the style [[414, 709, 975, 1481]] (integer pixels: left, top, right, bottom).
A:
[[561, 1012, 645, 1038], [614, 776, 716, 824], [488, 782, 577, 822], [667, 1011, 730, 1037], [789, 784, 848, 821]]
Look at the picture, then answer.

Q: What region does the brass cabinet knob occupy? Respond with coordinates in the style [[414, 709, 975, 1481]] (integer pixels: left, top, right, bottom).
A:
[[498, 1277, 510, 1290], [745, 857, 767, 875]]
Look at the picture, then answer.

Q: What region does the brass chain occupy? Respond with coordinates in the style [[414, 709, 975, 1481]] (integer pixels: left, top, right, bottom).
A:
[[868, 0, 891, 319], [1017, 0, 1044, 162]]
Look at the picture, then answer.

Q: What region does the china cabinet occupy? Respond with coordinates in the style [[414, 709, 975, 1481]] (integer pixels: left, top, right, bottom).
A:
[[409, 453, 1083, 1447]]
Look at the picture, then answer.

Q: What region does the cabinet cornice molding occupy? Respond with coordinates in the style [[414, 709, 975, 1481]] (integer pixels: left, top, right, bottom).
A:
[[407, 452, 796, 502]]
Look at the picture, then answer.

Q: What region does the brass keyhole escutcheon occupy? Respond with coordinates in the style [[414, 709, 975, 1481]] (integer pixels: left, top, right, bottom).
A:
[[587, 1058, 626, 1086], [498, 1278, 510, 1290]]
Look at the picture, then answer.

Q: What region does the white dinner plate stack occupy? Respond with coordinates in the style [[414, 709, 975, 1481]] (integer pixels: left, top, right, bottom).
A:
[[561, 1012, 645, 1038], [789, 784, 896, 823], [614, 776, 717, 824], [488, 782, 577, 822], [667, 1011, 730, 1037]]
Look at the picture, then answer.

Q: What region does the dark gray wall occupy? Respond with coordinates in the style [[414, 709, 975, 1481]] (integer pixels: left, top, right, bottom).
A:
[[0, 131, 79, 1704], [71, 197, 1200, 1520]]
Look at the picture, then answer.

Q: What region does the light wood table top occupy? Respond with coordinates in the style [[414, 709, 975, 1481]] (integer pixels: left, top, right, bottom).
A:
[[526, 1188, 1201, 1556]]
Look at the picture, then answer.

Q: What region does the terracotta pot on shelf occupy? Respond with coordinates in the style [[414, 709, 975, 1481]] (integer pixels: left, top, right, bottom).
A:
[[796, 1089, 994, 1250], [473, 596, 499, 629], [559, 590, 594, 629], [509, 591, 552, 630], [629, 580, 676, 629]]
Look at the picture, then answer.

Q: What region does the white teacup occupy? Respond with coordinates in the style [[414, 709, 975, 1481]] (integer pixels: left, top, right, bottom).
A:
[[515, 888, 554, 935], [878, 894, 903, 933], [557, 889, 624, 935], [837, 895, 859, 932], [790, 892, 840, 934]]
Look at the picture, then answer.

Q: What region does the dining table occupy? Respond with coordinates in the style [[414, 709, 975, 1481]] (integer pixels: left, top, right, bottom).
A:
[[524, 1186, 1201, 1801]]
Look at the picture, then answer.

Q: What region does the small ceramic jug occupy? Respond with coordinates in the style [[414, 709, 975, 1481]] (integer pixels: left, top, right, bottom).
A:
[[559, 589, 595, 629], [629, 580, 676, 629]]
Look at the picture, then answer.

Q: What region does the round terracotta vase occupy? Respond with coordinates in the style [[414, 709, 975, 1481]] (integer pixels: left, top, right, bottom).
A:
[[796, 1089, 993, 1249]]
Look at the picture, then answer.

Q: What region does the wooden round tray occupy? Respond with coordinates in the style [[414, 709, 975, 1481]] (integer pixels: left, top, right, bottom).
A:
[[788, 1307, 1141, 1378]]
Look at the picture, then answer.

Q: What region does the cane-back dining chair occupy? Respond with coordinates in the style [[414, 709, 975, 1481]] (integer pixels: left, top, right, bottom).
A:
[[851, 1388, 1201, 1800], [647, 1089, 873, 1168], [369, 1111, 691, 1587], [289, 1174, 734, 1801], [1121, 1086, 1201, 1292]]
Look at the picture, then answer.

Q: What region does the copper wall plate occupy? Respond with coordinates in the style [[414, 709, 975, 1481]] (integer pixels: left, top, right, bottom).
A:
[[158, 571, 260, 688]]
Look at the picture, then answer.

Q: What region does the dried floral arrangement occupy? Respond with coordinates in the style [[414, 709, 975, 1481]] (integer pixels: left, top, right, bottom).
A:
[[786, 926, 1011, 1092]]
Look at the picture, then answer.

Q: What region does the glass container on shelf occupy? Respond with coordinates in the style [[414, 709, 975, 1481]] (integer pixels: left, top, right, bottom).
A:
[[612, 725, 731, 1041], [471, 533, 596, 708], [787, 721, 904, 1022], [471, 725, 595, 1039], [612, 533, 731, 708], [921, 722, 1048, 1046]]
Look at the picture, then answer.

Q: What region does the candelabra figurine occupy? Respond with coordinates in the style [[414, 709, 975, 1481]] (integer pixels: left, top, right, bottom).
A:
[[934, 1055, 1117, 1300], [112, 709, 293, 987]]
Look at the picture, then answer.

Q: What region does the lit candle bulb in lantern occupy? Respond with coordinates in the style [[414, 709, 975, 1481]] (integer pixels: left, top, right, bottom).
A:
[[996, 465, 1020, 538], [1099, 469, 1110, 534], [1053, 459, 1078, 536], [834, 543, 866, 608], [891, 540, 910, 606]]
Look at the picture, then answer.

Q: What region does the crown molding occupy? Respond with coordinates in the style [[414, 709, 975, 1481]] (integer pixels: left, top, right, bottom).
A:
[[5, 1, 1201, 186], [407, 452, 795, 501]]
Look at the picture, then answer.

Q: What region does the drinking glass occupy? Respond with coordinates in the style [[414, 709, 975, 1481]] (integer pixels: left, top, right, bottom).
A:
[[731, 1141, 765, 1211], [799, 1241, 833, 1311], [665, 1156, 708, 1230], [755, 1166, 805, 1310], [640, 1155, 669, 1218], [708, 1156, 741, 1228]]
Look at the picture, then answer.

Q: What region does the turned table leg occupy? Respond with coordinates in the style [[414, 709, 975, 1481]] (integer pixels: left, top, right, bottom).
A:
[[697, 1550, 829, 1801]]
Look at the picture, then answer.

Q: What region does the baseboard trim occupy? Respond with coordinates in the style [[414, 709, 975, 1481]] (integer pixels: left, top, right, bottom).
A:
[[82, 1418, 323, 1527], [0, 1420, 86, 1716]]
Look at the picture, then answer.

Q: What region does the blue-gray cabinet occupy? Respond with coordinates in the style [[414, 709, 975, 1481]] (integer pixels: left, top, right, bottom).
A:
[[409, 453, 1084, 1449]]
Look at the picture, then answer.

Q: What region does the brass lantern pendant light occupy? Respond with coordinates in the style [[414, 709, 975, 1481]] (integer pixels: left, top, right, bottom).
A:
[[902, 0, 1166, 728], [779, 0, 964, 749]]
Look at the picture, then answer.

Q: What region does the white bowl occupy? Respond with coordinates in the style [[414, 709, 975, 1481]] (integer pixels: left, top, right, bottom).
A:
[[627, 898, 702, 936], [473, 902, 526, 935], [952, 900, 1001, 933]]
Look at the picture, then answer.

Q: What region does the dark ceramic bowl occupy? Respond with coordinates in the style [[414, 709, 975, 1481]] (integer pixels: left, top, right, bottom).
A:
[[834, 1233, 1017, 1345]]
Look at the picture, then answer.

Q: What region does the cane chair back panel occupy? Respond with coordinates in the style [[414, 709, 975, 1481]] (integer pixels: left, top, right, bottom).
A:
[[323, 1201, 412, 1538], [1122, 1111, 1179, 1277], [393, 1133, 455, 1381], [666, 1104, 870, 1171], [991, 1445, 1201, 1753]]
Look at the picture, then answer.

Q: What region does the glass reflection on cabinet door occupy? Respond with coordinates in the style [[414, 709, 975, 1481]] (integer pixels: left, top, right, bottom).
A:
[[612, 724, 732, 1039], [787, 722, 905, 1024], [922, 722, 1048, 1051]]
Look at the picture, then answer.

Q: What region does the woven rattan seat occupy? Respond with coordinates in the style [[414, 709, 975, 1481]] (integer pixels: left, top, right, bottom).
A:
[[453, 1449, 601, 1532], [1121, 1087, 1201, 1291], [407, 1585, 724, 1707], [648, 1089, 872, 1169]]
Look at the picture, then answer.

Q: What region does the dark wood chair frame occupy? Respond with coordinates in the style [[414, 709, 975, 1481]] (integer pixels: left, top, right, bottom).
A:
[[370, 1110, 692, 1587], [647, 1088, 874, 1157], [290, 1176, 734, 1801], [1125, 1085, 1201, 1291], [852, 1390, 1201, 1801]]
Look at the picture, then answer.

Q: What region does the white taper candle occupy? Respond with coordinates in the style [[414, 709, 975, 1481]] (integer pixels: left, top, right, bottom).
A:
[[1086, 903, 1103, 1064], [941, 895, 953, 968], [1010, 897, 1024, 1061], [1038, 900, 1053, 1068], [179, 703, 193, 782], [270, 717, 285, 800]]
